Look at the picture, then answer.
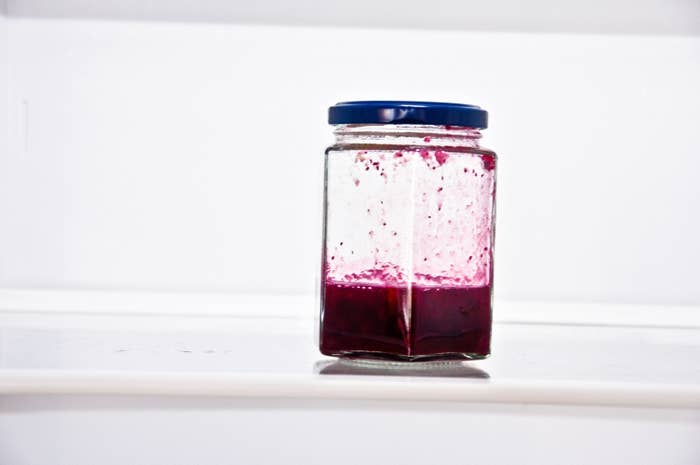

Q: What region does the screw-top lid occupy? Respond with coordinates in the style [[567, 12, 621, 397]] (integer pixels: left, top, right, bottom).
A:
[[328, 101, 488, 128]]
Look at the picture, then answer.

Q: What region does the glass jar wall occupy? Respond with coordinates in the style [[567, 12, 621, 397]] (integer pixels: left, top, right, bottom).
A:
[[320, 102, 497, 361]]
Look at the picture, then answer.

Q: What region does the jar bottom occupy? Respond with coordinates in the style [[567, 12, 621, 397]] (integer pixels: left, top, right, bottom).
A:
[[326, 350, 489, 363]]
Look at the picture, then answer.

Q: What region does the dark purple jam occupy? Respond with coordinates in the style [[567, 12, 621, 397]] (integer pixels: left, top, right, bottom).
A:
[[320, 281, 491, 360]]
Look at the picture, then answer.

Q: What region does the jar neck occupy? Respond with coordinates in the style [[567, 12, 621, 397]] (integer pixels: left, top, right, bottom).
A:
[[333, 124, 482, 149]]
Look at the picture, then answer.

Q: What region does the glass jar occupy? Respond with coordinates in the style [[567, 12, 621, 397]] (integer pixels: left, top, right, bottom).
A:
[[319, 101, 497, 361]]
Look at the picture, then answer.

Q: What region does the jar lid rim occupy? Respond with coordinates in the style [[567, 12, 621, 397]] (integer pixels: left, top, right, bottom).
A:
[[328, 101, 488, 128]]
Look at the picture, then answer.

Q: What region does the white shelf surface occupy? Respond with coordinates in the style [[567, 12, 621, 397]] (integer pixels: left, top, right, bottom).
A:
[[6, 0, 700, 36], [1, 292, 699, 409]]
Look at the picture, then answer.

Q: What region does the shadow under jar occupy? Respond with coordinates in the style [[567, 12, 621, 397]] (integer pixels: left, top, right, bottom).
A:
[[320, 101, 497, 361]]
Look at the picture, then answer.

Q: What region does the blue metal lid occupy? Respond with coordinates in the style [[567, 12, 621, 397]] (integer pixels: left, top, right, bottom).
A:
[[328, 101, 488, 128]]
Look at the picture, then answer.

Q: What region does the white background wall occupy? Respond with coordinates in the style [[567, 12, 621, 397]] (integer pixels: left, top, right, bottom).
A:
[[1, 12, 699, 304], [0, 1, 7, 177]]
